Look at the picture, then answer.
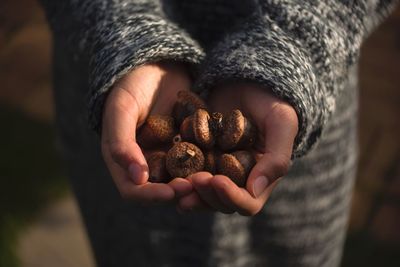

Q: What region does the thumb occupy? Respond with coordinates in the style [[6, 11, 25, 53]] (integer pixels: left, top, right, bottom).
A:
[[247, 153, 291, 198], [246, 104, 298, 198], [102, 87, 149, 185]]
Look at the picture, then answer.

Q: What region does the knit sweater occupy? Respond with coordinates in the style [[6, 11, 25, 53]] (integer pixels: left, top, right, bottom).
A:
[[39, 1, 398, 266], [40, 0, 397, 157]]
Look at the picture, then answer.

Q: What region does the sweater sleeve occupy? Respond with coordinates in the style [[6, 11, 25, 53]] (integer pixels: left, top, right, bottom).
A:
[[194, 0, 398, 158], [39, 0, 205, 132]]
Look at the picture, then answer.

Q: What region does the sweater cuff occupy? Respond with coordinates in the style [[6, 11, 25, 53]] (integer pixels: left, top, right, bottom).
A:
[[194, 16, 328, 158], [87, 14, 205, 132]]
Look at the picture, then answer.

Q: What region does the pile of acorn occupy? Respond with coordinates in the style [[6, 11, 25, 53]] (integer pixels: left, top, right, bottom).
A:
[[137, 90, 257, 187]]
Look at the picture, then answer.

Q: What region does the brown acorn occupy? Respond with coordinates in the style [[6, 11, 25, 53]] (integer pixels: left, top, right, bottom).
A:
[[179, 116, 195, 142], [166, 142, 204, 178], [217, 109, 256, 151], [137, 115, 176, 149], [147, 151, 170, 183], [180, 109, 215, 149], [172, 90, 207, 126], [216, 150, 256, 187]]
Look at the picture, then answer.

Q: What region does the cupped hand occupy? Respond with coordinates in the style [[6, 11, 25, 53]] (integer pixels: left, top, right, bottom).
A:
[[101, 63, 193, 203], [178, 83, 298, 215]]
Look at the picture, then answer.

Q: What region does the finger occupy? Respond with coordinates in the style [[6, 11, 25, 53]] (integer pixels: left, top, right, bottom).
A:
[[102, 87, 149, 184], [169, 178, 193, 198], [103, 154, 174, 202], [120, 183, 175, 203], [189, 172, 235, 214], [177, 192, 215, 213], [247, 104, 298, 198], [212, 175, 281, 216]]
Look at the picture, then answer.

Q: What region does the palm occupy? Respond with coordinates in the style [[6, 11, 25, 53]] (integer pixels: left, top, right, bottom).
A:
[[119, 63, 191, 127], [208, 83, 280, 154], [177, 83, 299, 215], [101, 63, 194, 203]]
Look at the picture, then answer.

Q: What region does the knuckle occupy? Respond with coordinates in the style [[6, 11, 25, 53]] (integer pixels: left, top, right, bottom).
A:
[[271, 103, 298, 131], [108, 141, 129, 161]]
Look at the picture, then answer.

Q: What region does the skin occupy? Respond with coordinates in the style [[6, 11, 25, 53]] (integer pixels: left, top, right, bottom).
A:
[[101, 62, 193, 203], [101, 63, 298, 215], [179, 84, 298, 215]]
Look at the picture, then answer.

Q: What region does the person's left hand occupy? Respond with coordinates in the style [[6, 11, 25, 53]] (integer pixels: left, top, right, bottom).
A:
[[176, 83, 298, 215]]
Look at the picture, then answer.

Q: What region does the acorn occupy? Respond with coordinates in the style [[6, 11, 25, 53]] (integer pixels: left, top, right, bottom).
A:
[[147, 151, 170, 183], [172, 90, 207, 126], [216, 150, 256, 187], [137, 115, 176, 149], [166, 142, 204, 178], [217, 109, 256, 151], [179, 109, 216, 149]]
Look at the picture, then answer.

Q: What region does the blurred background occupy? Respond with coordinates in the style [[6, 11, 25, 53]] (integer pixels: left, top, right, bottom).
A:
[[0, 1, 399, 266]]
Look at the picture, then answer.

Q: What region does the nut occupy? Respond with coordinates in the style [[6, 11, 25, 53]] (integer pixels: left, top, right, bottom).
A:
[[147, 151, 170, 183], [172, 90, 207, 126], [166, 142, 204, 178], [137, 115, 176, 149], [180, 109, 215, 149], [216, 150, 256, 187], [179, 115, 195, 142], [217, 109, 256, 151]]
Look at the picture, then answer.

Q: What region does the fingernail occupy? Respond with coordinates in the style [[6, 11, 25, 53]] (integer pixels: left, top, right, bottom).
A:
[[253, 176, 269, 198], [128, 163, 144, 184]]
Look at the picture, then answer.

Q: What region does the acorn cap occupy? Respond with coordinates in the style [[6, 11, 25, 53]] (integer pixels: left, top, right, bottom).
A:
[[147, 151, 170, 183], [218, 109, 256, 151], [172, 90, 207, 126], [180, 109, 215, 149], [180, 116, 195, 142], [137, 115, 176, 149], [166, 142, 205, 178], [216, 151, 256, 187]]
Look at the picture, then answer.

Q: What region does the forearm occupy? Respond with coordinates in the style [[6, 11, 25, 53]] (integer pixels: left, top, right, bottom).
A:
[[195, 0, 398, 157], [39, 0, 205, 131]]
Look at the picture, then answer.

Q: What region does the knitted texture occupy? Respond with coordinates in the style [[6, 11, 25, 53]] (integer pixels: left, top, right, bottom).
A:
[[41, 0, 397, 156], [40, 0, 205, 132], [194, 0, 398, 157], [39, 0, 398, 266]]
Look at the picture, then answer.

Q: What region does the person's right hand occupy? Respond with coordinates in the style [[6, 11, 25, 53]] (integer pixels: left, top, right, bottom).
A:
[[101, 63, 193, 203]]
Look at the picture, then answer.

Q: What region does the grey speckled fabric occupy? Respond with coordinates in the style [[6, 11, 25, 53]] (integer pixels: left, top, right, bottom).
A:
[[39, 0, 397, 266]]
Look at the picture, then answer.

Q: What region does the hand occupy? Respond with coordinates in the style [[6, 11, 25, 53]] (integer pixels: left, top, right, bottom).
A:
[[101, 63, 193, 203], [177, 83, 298, 215]]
